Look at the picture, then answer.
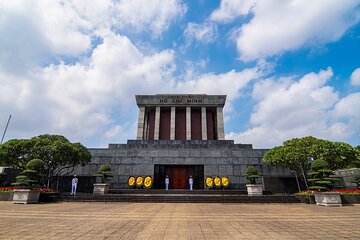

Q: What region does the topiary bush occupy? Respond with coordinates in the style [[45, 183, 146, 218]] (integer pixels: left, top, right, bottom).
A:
[[94, 164, 113, 183], [244, 166, 262, 184], [11, 159, 45, 189], [308, 159, 338, 191]]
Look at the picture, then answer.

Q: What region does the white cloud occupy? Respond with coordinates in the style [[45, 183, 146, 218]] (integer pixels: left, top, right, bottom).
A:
[[113, 0, 187, 35], [104, 124, 135, 143], [0, 0, 186, 74], [184, 22, 218, 43], [0, 34, 176, 146], [210, 0, 255, 23], [227, 67, 356, 148], [350, 68, 360, 86], [210, 0, 360, 61], [175, 63, 267, 112], [333, 93, 360, 119], [0, 1, 92, 65]]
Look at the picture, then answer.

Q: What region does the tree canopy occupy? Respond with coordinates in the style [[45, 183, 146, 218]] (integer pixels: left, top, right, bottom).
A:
[[0, 134, 91, 187], [0, 139, 34, 169], [263, 136, 359, 190], [263, 136, 359, 172]]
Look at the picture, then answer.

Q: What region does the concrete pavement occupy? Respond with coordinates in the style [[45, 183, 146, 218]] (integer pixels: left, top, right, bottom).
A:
[[0, 202, 359, 239]]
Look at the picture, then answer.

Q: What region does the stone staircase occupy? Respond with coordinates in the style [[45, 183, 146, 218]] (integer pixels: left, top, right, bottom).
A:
[[59, 189, 301, 203]]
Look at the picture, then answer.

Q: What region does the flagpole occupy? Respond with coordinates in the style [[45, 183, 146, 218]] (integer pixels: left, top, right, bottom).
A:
[[1, 115, 12, 144]]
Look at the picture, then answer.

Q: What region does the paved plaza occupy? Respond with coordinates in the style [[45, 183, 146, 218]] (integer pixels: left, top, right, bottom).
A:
[[0, 202, 359, 240]]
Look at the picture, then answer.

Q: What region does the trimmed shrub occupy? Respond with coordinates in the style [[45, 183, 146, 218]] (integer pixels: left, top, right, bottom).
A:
[[94, 164, 113, 183], [244, 166, 262, 184], [308, 159, 338, 191], [11, 159, 45, 189]]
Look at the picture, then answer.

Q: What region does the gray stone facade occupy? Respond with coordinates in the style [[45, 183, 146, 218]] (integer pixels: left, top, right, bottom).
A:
[[74, 140, 294, 190], [334, 168, 360, 188]]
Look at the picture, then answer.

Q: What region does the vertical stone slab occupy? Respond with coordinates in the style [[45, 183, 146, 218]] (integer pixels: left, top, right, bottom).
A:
[[186, 107, 191, 140], [201, 107, 207, 140], [170, 107, 176, 140], [136, 106, 145, 140], [216, 107, 225, 140], [154, 106, 161, 140]]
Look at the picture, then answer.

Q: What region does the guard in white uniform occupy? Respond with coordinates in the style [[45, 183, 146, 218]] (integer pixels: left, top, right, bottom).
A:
[[189, 176, 193, 191], [71, 175, 78, 195], [165, 175, 169, 190]]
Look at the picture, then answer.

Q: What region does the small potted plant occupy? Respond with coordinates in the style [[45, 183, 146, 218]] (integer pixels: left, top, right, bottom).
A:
[[244, 166, 263, 195], [12, 159, 45, 204], [93, 164, 113, 195], [308, 159, 341, 207]]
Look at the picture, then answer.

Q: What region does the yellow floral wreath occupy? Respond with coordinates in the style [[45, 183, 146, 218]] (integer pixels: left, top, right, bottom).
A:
[[221, 177, 230, 187], [205, 177, 213, 188], [214, 176, 221, 187], [144, 176, 153, 188], [127, 176, 136, 187], [136, 176, 143, 187]]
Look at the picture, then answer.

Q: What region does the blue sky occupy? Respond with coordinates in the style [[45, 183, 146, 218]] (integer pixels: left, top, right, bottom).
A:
[[0, 0, 360, 148]]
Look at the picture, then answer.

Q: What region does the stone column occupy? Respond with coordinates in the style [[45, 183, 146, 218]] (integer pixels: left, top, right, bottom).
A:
[[186, 107, 191, 140], [136, 107, 145, 140], [201, 107, 207, 140], [170, 107, 176, 140], [216, 107, 225, 140], [154, 106, 161, 140], [143, 112, 148, 140]]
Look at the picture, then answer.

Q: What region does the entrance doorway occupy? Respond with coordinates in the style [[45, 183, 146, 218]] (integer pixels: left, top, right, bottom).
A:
[[153, 165, 204, 189]]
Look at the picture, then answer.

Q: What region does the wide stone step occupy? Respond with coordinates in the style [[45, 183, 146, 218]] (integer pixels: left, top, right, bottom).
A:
[[60, 193, 301, 203], [109, 189, 249, 195]]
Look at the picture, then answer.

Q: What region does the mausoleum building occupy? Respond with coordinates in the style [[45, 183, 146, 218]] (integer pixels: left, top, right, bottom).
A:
[[74, 94, 296, 192]]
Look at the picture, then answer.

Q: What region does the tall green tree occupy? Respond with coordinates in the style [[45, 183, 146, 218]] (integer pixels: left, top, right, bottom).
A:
[[0, 134, 91, 188], [264, 137, 321, 189], [263, 136, 359, 191]]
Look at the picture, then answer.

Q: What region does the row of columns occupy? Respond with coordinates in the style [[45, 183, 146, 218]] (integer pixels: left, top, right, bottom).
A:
[[137, 106, 225, 140]]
